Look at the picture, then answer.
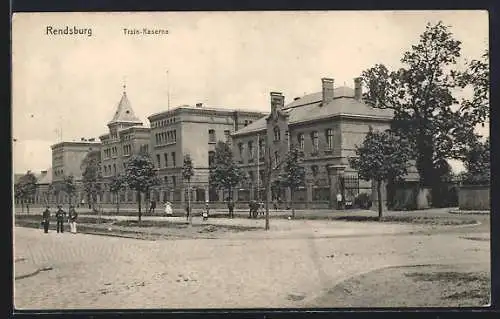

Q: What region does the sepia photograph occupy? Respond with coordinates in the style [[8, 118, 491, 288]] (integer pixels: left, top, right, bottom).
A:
[[12, 11, 490, 310]]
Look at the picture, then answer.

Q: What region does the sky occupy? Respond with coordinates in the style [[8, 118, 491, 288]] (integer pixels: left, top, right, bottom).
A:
[[12, 11, 489, 174]]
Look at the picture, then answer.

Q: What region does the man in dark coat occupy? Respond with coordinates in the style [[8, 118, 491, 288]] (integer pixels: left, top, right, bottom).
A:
[[148, 200, 157, 214], [55, 205, 66, 233], [41, 206, 51, 233], [227, 199, 235, 219]]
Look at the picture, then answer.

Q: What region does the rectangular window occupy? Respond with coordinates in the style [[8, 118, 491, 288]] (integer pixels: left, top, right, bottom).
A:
[[156, 154, 161, 168], [173, 130, 177, 142], [274, 151, 279, 167], [164, 153, 168, 168], [311, 165, 319, 177], [172, 176, 177, 188], [208, 129, 216, 143], [224, 130, 231, 142], [238, 143, 244, 159], [171, 152, 176, 167], [248, 141, 254, 159], [326, 129, 333, 150], [311, 131, 319, 152], [208, 151, 215, 168], [258, 138, 265, 158], [298, 133, 305, 150]]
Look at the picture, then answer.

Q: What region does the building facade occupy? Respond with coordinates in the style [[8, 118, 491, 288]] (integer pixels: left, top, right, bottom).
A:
[[98, 87, 151, 204], [231, 77, 395, 208], [147, 104, 266, 205], [50, 139, 101, 204]]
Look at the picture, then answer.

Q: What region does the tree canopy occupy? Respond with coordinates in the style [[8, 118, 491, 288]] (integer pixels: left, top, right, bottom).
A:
[[361, 21, 488, 188], [280, 147, 306, 218], [209, 141, 245, 199], [182, 154, 194, 182], [123, 154, 160, 220], [349, 130, 412, 219], [81, 150, 102, 208], [463, 137, 490, 185], [14, 171, 38, 212]]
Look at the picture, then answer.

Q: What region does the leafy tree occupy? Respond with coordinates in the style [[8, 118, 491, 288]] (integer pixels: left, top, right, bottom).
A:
[[182, 154, 194, 224], [456, 50, 489, 126], [109, 173, 126, 214], [14, 171, 38, 214], [81, 150, 102, 211], [123, 154, 160, 222], [280, 147, 305, 219], [209, 141, 245, 202], [463, 137, 490, 185], [361, 22, 487, 193], [260, 145, 286, 230], [349, 130, 412, 220], [48, 182, 62, 205], [61, 175, 77, 210]]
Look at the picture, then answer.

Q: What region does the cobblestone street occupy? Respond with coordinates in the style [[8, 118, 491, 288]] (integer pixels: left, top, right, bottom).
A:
[[14, 216, 490, 309]]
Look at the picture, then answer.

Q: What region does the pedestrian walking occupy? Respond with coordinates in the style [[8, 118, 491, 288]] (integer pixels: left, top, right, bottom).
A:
[[272, 199, 278, 211], [81, 198, 85, 209], [55, 205, 66, 233], [336, 192, 343, 210], [164, 201, 173, 216], [227, 199, 235, 218], [41, 206, 51, 234], [69, 205, 78, 234], [148, 199, 157, 214]]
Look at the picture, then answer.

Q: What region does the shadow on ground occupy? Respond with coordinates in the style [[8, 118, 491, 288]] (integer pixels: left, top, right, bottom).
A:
[[310, 263, 490, 308]]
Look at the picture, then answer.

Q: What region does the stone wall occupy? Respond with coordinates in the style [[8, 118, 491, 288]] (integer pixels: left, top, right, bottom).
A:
[[458, 185, 490, 211]]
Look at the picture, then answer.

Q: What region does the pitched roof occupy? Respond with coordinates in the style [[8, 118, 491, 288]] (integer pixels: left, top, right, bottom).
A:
[[108, 91, 142, 125], [233, 87, 394, 136]]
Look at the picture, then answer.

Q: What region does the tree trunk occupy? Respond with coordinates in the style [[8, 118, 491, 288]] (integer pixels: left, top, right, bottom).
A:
[[265, 182, 271, 230], [138, 191, 142, 222], [291, 189, 295, 219], [27, 203, 30, 215], [21, 200, 24, 214], [377, 180, 383, 221], [188, 180, 192, 226], [116, 192, 120, 215]]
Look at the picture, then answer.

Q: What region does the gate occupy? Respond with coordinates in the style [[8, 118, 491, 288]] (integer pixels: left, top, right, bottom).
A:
[[340, 174, 359, 206]]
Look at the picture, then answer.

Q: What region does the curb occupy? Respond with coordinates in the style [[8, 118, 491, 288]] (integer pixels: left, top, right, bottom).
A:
[[449, 210, 490, 215]]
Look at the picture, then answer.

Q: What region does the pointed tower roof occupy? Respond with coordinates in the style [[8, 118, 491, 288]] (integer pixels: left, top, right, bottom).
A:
[[107, 84, 142, 126]]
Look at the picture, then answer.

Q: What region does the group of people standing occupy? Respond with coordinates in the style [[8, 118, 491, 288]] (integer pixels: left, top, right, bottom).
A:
[[41, 205, 78, 234]]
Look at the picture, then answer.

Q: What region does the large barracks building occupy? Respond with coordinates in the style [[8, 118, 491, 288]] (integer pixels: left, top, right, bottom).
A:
[[25, 76, 415, 209]]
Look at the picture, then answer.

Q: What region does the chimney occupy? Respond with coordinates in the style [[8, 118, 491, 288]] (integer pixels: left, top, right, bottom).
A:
[[354, 77, 362, 100], [270, 92, 284, 114], [81, 137, 85, 141], [321, 78, 334, 105], [294, 97, 300, 101], [196, 103, 203, 108], [41, 170, 47, 175]]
